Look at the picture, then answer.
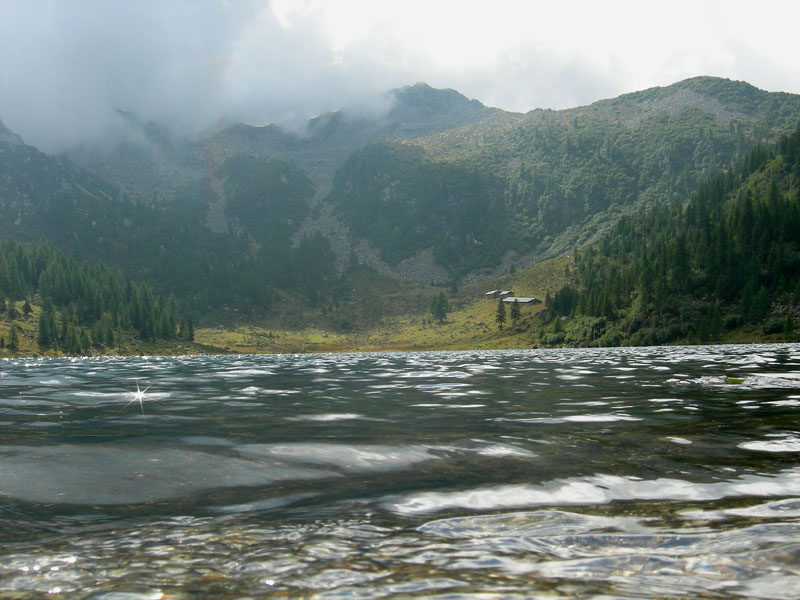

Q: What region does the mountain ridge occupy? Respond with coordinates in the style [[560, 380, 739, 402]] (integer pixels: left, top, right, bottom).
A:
[[1, 76, 799, 334], [319, 77, 800, 281], [0, 117, 25, 146]]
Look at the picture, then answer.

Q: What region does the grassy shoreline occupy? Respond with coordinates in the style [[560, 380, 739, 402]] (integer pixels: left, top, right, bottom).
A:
[[1, 322, 789, 360], [1, 252, 793, 359]]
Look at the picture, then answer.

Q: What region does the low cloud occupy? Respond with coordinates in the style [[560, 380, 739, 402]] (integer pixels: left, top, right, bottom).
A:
[[0, 1, 397, 152], [1, 0, 798, 153]]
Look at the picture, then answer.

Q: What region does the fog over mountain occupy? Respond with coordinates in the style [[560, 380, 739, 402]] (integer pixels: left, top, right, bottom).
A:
[[2, 0, 800, 154], [0, 1, 397, 152]]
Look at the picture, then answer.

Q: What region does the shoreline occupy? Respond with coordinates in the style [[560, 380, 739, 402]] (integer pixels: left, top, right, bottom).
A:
[[1, 333, 792, 361]]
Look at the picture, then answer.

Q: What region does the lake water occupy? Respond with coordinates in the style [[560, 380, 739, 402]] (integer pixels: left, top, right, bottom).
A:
[[1, 345, 800, 598]]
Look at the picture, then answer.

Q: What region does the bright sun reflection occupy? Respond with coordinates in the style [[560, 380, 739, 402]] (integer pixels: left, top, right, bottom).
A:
[[125, 379, 152, 414]]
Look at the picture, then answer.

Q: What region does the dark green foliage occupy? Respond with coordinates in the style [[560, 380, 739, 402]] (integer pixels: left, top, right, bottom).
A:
[[430, 291, 450, 323], [328, 143, 507, 273], [0, 237, 186, 352], [327, 78, 800, 276], [37, 299, 57, 347], [6, 301, 18, 320], [7, 323, 18, 350], [222, 156, 313, 240], [0, 132, 340, 320], [510, 299, 521, 325], [495, 299, 506, 329], [559, 121, 800, 346], [548, 285, 580, 317], [179, 316, 194, 341]]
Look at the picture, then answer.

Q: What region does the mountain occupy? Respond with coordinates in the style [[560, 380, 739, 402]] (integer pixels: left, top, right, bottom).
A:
[[0, 117, 24, 146], [0, 120, 119, 243], [543, 121, 800, 347], [1, 77, 800, 336], [63, 77, 800, 285], [323, 77, 800, 279], [0, 120, 337, 318], [65, 82, 494, 203]]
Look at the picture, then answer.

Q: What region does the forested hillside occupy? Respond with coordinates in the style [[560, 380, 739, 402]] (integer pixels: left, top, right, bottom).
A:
[[327, 143, 507, 271], [328, 78, 800, 277], [0, 237, 191, 354], [0, 129, 340, 317], [2, 77, 800, 348], [544, 122, 800, 346]]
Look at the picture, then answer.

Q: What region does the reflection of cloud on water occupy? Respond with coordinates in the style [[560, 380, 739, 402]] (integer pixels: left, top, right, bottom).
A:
[[385, 467, 800, 515], [0, 445, 337, 505], [286, 413, 371, 422], [669, 372, 800, 389], [739, 435, 800, 453], [0, 438, 538, 506], [415, 502, 800, 595], [236, 443, 436, 472]]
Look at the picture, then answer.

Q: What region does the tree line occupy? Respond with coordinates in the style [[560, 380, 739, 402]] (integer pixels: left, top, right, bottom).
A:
[[0, 236, 193, 354], [545, 121, 800, 346]]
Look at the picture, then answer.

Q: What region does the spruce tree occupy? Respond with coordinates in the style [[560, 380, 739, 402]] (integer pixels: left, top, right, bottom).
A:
[[784, 313, 795, 339], [8, 324, 19, 351], [552, 316, 563, 334], [430, 291, 450, 323], [79, 330, 90, 354], [37, 310, 51, 346], [495, 299, 506, 329], [64, 326, 78, 355], [510, 299, 521, 326]]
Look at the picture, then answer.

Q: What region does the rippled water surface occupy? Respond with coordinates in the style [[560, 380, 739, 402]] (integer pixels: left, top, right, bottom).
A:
[[2, 345, 800, 598]]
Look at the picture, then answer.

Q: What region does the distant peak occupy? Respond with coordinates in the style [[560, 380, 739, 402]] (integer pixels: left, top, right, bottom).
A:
[[115, 108, 140, 126], [0, 117, 25, 145], [637, 76, 768, 103], [390, 82, 486, 114], [112, 108, 175, 148], [673, 75, 762, 94]]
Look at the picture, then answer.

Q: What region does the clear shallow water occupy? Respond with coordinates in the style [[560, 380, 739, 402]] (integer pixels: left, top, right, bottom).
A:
[[1, 345, 800, 598]]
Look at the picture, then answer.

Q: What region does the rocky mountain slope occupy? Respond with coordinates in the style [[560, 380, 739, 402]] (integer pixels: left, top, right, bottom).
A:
[[322, 77, 800, 279], [1, 77, 799, 325]]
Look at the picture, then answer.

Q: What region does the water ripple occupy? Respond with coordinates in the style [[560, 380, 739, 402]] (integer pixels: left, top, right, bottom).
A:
[[2, 344, 800, 598]]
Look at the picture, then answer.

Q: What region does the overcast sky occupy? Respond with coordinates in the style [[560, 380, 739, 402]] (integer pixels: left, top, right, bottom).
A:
[[2, 0, 799, 152]]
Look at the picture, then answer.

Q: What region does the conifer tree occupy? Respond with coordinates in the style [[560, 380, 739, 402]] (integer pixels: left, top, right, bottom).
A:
[[79, 330, 90, 354], [430, 291, 450, 323], [37, 306, 57, 347], [510, 299, 521, 326], [8, 324, 19, 351], [552, 316, 563, 334], [495, 299, 506, 329], [64, 326, 78, 355]]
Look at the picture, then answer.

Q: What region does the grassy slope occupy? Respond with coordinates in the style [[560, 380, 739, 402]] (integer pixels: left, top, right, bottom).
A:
[[193, 253, 576, 354], [0, 301, 38, 357], [192, 249, 787, 354]]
